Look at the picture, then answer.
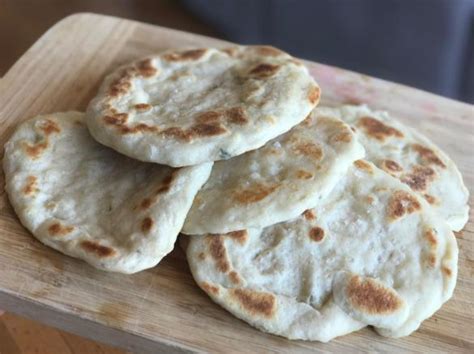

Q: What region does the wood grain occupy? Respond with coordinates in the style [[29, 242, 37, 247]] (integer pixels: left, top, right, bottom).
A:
[[0, 13, 472, 353]]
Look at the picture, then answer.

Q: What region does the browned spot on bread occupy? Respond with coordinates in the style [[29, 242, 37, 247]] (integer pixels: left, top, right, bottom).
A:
[[23, 141, 48, 159], [23, 176, 38, 196], [206, 236, 230, 273], [424, 229, 438, 247], [387, 190, 422, 221], [190, 122, 227, 137], [248, 63, 280, 78], [108, 70, 133, 97], [350, 126, 357, 132], [308, 85, 320, 105], [412, 144, 446, 168], [427, 253, 437, 268], [163, 49, 207, 61], [346, 275, 403, 314], [332, 132, 352, 143], [222, 47, 238, 57], [198, 252, 206, 261], [309, 227, 325, 242], [141, 217, 153, 233], [292, 141, 323, 160], [303, 209, 316, 220], [230, 288, 276, 318], [137, 59, 157, 77], [195, 111, 222, 123], [80, 241, 116, 258], [229, 271, 241, 285], [161, 127, 192, 141], [40, 119, 60, 135], [233, 183, 279, 204], [201, 282, 219, 295], [226, 107, 248, 125], [296, 170, 313, 179], [254, 46, 284, 57], [424, 194, 437, 204], [227, 230, 248, 245], [134, 103, 152, 112], [401, 165, 436, 192], [48, 223, 74, 237], [103, 113, 128, 126], [442, 266, 452, 277], [381, 160, 403, 174], [358, 117, 403, 141], [354, 160, 373, 173], [140, 198, 152, 210]]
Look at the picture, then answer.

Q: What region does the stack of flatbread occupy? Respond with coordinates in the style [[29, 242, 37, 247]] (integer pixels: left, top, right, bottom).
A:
[[3, 46, 468, 342]]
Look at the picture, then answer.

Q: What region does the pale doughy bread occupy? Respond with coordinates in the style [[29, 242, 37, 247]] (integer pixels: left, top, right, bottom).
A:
[[185, 161, 458, 342], [316, 105, 469, 231], [3, 112, 212, 273], [182, 112, 364, 234], [86, 46, 320, 167]]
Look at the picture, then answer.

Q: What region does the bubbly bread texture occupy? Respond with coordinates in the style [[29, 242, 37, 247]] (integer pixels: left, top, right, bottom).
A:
[[315, 105, 469, 231], [3, 112, 212, 273], [185, 161, 458, 342], [182, 112, 364, 234], [86, 46, 320, 167]]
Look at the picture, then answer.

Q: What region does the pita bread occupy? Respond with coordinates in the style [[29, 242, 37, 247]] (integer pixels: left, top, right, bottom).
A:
[[86, 46, 320, 167], [185, 161, 458, 341], [315, 105, 469, 231], [3, 112, 212, 273], [182, 112, 364, 234]]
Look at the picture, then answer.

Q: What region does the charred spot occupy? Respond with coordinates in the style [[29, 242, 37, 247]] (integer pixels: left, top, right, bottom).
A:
[[195, 111, 222, 123], [332, 131, 352, 143], [248, 63, 280, 79], [103, 113, 128, 126], [296, 170, 313, 179], [80, 241, 116, 258], [424, 229, 438, 248], [233, 183, 280, 204], [354, 160, 373, 173], [427, 253, 437, 268], [401, 165, 436, 192], [206, 236, 230, 273], [141, 217, 154, 233], [230, 288, 276, 318], [201, 282, 219, 295], [302, 209, 316, 220], [308, 85, 321, 105], [254, 46, 284, 57], [198, 252, 206, 261], [358, 117, 403, 141], [137, 59, 157, 77], [39, 119, 61, 135], [161, 127, 192, 141], [442, 266, 452, 277], [226, 107, 248, 125], [108, 71, 133, 97], [226, 230, 248, 245], [309, 227, 325, 242], [48, 222, 74, 237], [412, 144, 446, 168], [134, 103, 153, 112], [23, 176, 38, 196], [387, 190, 422, 221], [190, 122, 228, 137], [140, 198, 153, 210], [163, 49, 207, 62], [381, 159, 403, 174], [229, 271, 241, 285], [292, 141, 323, 160], [23, 141, 48, 159], [347, 275, 403, 314], [424, 194, 437, 204]]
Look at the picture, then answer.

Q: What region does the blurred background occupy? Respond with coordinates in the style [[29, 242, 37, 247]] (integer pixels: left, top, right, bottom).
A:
[[1, 0, 474, 103]]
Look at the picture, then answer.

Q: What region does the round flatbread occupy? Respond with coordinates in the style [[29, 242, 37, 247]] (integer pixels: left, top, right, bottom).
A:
[[86, 46, 320, 167], [185, 161, 458, 342], [182, 112, 364, 234], [3, 112, 212, 273], [315, 105, 469, 231]]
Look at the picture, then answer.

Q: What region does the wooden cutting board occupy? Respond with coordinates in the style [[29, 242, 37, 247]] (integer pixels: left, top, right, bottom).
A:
[[0, 13, 472, 353]]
